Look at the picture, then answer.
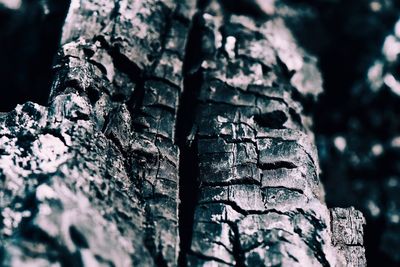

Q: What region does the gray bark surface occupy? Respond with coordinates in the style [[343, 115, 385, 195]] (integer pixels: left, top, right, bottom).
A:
[[0, 0, 365, 266], [1, 0, 195, 266], [185, 2, 365, 266]]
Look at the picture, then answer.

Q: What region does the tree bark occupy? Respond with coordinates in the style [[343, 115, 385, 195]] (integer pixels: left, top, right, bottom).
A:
[[1, 0, 195, 266], [184, 1, 365, 266], [0, 0, 365, 266]]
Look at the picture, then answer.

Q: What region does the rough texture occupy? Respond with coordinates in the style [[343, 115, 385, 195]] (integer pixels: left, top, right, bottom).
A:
[[0, 97, 152, 266], [184, 1, 365, 266], [331, 207, 366, 267], [1, 0, 195, 266], [51, 0, 197, 266], [0, 0, 367, 266]]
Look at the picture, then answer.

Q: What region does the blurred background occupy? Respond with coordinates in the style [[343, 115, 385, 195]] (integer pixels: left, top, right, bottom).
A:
[[0, 0, 399, 265], [292, 1, 400, 265], [0, 0, 69, 112]]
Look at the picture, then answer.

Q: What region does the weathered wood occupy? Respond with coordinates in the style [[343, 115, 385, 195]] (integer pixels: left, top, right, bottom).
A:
[[0, 0, 195, 266], [184, 1, 365, 266], [331, 207, 366, 266], [0, 0, 366, 266]]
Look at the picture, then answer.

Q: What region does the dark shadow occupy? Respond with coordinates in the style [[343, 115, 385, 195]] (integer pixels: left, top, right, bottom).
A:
[[0, 0, 70, 112]]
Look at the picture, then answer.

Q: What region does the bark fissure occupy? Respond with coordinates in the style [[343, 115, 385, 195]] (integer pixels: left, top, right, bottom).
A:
[[184, 1, 365, 266], [176, 7, 204, 266]]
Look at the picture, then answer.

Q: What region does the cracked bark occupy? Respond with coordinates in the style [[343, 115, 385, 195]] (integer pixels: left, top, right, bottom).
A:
[[0, 0, 366, 266], [1, 0, 196, 266], [183, 1, 366, 266]]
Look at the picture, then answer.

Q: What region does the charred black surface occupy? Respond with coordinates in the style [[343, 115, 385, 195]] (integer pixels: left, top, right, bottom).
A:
[[183, 1, 364, 266], [0, 0, 374, 266], [0, 0, 197, 266]]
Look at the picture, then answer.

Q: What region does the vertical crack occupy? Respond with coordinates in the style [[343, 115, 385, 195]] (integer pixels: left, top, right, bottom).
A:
[[176, 8, 204, 267], [227, 221, 246, 267], [177, 135, 200, 267]]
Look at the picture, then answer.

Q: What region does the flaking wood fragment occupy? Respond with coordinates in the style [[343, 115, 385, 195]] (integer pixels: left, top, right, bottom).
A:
[[331, 207, 367, 267]]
